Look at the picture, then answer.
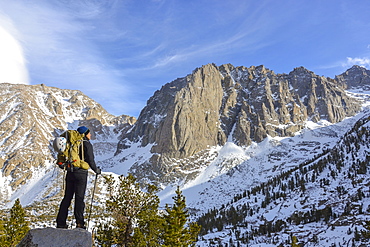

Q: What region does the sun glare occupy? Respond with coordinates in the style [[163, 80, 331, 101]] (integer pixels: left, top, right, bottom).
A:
[[0, 25, 29, 85]]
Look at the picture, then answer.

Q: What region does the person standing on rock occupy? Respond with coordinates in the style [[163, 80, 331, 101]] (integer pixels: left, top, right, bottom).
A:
[[56, 126, 101, 229]]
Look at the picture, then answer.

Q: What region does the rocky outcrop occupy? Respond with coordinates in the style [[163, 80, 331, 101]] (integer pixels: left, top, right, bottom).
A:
[[17, 227, 92, 247]]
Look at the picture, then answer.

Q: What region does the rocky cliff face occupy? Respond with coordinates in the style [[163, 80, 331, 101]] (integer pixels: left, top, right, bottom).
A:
[[116, 64, 363, 181], [0, 83, 135, 198]]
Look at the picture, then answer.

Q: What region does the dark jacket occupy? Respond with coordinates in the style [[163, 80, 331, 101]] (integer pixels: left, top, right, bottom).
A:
[[80, 137, 99, 174]]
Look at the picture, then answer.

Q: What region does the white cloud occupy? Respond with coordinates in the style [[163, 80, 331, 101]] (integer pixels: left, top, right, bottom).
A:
[[0, 24, 29, 84], [344, 57, 370, 69]]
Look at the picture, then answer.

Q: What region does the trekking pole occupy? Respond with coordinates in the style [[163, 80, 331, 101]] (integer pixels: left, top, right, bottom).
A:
[[87, 173, 98, 230], [62, 168, 67, 192]]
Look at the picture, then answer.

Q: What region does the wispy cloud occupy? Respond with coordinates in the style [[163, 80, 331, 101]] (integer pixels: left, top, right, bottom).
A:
[[0, 0, 134, 115], [122, 1, 281, 73]]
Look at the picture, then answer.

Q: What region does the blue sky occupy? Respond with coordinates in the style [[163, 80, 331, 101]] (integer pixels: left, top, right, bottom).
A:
[[0, 0, 369, 117]]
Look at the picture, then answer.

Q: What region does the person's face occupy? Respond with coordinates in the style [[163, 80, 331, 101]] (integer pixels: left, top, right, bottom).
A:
[[86, 132, 91, 140]]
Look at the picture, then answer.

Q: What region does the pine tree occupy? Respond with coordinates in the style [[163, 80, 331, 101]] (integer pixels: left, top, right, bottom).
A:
[[132, 183, 164, 247], [1, 198, 30, 247], [162, 186, 201, 247], [96, 174, 162, 247]]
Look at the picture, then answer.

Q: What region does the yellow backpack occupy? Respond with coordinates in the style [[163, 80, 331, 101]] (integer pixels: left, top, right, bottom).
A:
[[54, 130, 90, 171]]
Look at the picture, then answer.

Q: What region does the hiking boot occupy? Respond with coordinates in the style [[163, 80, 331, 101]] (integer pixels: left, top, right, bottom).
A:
[[76, 223, 86, 229], [56, 224, 68, 229]]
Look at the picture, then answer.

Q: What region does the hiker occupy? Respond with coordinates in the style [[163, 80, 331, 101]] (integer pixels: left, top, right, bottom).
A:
[[56, 126, 101, 229]]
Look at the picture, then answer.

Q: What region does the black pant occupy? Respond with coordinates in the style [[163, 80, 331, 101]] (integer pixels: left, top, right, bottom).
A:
[[56, 169, 88, 227]]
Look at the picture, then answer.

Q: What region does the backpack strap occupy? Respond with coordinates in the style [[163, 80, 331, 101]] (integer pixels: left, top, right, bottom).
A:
[[81, 139, 85, 162]]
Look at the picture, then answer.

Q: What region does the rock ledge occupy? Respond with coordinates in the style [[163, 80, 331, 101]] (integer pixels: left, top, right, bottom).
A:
[[17, 227, 92, 247]]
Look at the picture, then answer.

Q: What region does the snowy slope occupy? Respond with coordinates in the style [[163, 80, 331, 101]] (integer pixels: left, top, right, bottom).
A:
[[193, 112, 370, 245]]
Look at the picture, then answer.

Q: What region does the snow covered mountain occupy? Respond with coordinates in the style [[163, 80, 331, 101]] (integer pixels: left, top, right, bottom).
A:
[[1, 64, 370, 246], [113, 64, 361, 189], [0, 83, 134, 207]]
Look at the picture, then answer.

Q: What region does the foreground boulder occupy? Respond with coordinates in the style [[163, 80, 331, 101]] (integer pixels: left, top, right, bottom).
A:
[[17, 227, 92, 247]]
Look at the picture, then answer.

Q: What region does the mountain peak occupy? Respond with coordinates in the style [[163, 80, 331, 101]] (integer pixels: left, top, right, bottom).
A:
[[290, 66, 314, 76], [347, 64, 368, 72], [336, 65, 370, 89]]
